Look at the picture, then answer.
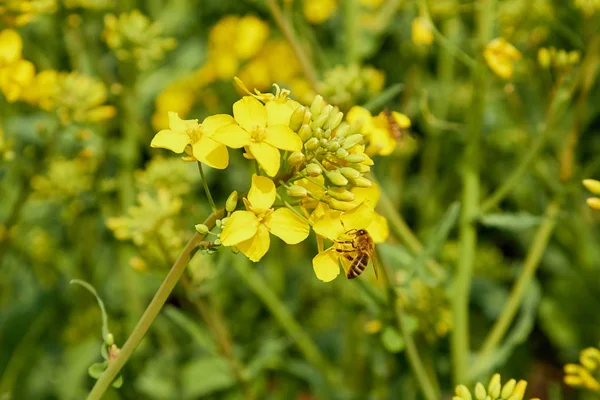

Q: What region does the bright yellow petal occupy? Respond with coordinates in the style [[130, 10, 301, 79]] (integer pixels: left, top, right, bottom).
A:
[[265, 100, 298, 126], [220, 211, 259, 246], [202, 114, 235, 136], [150, 129, 190, 153], [346, 106, 374, 129], [168, 111, 198, 133], [264, 125, 303, 151], [266, 208, 310, 244], [191, 135, 229, 169], [341, 202, 375, 231], [212, 123, 251, 148], [312, 248, 340, 282], [233, 96, 267, 132], [0, 29, 22, 65], [237, 224, 270, 262], [249, 142, 280, 177], [352, 184, 381, 205], [248, 174, 276, 210], [313, 210, 344, 241], [368, 212, 389, 243]]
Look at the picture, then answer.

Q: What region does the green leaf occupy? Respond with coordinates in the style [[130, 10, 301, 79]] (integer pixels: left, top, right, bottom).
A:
[[478, 212, 542, 230], [112, 375, 123, 388], [381, 326, 405, 353], [88, 361, 107, 379], [181, 356, 236, 398]]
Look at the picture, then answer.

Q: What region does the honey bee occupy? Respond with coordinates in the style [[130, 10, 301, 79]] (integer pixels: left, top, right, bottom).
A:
[[335, 229, 378, 279], [383, 108, 404, 143]]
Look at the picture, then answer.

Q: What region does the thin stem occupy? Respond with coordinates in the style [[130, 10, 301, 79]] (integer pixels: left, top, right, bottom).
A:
[[197, 162, 217, 213], [265, 0, 319, 93], [86, 210, 224, 400], [475, 198, 561, 363], [343, 0, 359, 65], [452, 0, 493, 386]]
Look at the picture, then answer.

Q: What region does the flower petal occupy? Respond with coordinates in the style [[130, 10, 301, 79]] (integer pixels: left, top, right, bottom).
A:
[[266, 208, 310, 244], [352, 184, 381, 205], [202, 114, 235, 136], [150, 129, 190, 153], [248, 174, 276, 210], [233, 96, 267, 132], [212, 123, 252, 148], [249, 142, 280, 177], [368, 212, 389, 243], [313, 210, 344, 241], [265, 100, 299, 126], [237, 224, 270, 262], [220, 211, 259, 246], [341, 202, 375, 232], [264, 125, 303, 151], [191, 135, 229, 169], [169, 111, 198, 133], [312, 248, 340, 282]]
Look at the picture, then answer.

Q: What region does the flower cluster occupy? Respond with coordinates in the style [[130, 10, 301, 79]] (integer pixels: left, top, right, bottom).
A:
[[103, 10, 176, 70], [0, 29, 35, 102], [453, 374, 539, 400], [583, 179, 600, 211], [150, 79, 396, 281], [412, 17, 434, 46], [538, 47, 581, 71], [317, 64, 385, 111], [484, 38, 522, 80], [564, 346, 600, 392], [0, 0, 56, 27]]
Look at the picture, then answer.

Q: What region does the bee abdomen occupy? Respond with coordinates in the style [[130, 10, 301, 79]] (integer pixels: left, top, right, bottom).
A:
[[347, 254, 369, 279]]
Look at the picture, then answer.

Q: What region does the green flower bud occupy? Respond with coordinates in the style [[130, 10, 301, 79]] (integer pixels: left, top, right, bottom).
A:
[[313, 127, 323, 139], [214, 238, 222, 246], [538, 47, 551, 68], [324, 110, 344, 130], [311, 112, 330, 130], [105, 333, 115, 346], [289, 106, 306, 131], [215, 219, 222, 229], [305, 163, 322, 177], [288, 151, 306, 167], [326, 170, 349, 186], [288, 185, 308, 197], [328, 197, 356, 211], [305, 137, 320, 150], [583, 179, 600, 195], [506, 381, 527, 400], [351, 163, 371, 173], [343, 134, 364, 149], [195, 223, 209, 234], [345, 153, 366, 163], [487, 374, 501, 399], [327, 141, 341, 152], [352, 177, 372, 188], [310, 95, 324, 117], [500, 379, 516, 399], [327, 187, 355, 201], [322, 128, 332, 139], [221, 217, 230, 226], [568, 50, 580, 65], [556, 49, 568, 66], [587, 197, 600, 210], [226, 191, 238, 212], [454, 385, 472, 400], [303, 109, 312, 125], [319, 138, 329, 148], [340, 167, 360, 179], [474, 383, 486, 400], [335, 148, 349, 159], [334, 122, 350, 138], [299, 124, 313, 142]]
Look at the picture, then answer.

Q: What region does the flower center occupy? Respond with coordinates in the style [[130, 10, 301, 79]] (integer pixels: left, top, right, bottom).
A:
[[250, 125, 266, 142], [186, 125, 203, 143]]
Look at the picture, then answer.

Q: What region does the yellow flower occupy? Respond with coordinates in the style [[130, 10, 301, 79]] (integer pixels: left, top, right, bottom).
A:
[[151, 112, 231, 169], [0, 59, 35, 102], [152, 86, 196, 130], [311, 202, 388, 282], [220, 174, 310, 261], [234, 16, 270, 60], [484, 38, 522, 79], [412, 17, 434, 46], [0, 29, 22, 66], [346, 106, 411, 156], [303, 0, 338, 24], [212, 96, 302, 176]]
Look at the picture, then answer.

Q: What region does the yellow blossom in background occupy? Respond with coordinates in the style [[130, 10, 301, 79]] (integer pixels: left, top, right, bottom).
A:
[[412, 17, 434, 46], [484, 37, 522, 79], [359, 0, 385, 8], [151, 85, 196, 130], [220, 174, 310, 262], [151, 112, 232, 169], [564, 347, 600, 392], [583, 179, 600, 211], [453, 373, 539, 400], [212, 96, 302, 176], [0, 29, 22, 65], [303, 0, 338, 24], [0, 59, 35, 102], [0, 0, 57, 26]]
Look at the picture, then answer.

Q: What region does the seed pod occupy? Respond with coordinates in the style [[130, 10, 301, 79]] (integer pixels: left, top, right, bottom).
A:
[[305, 163, 322, 177], [226, 191, 238, 212], [288, 151, 306, 167], [288, 185, 308, 197], [327, 187, 355, 201], [345, 153, 366, 163], [299, 124, 313, 142], [334, 122, 350, 138], [305, 137, 320, 150], [352, 177, 372, 188], [340, 167, 360, 179], [328, 197, 356, 211], [289, 106, 305, 131], [326, 170, 349, 186], [342, 134, 364, 149], [583, 179, 600, 195], [310, 95, 324, 117], [335, 148, 349, 159]]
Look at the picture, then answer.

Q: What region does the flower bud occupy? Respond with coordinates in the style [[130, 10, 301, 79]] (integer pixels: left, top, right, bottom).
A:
[[556, 49, 568, 67], [303, 109, 312, 125], [352, 177, 372, 188], [226, 191, 238, 212], [506, 381, 527, 400], [326, 170, 349, 186], [299, 124, 313, 142], [221, 217, 230, 226], [501, 379, 516, 399], [105, 333, 115, 346], [340, 167, 361, 179], [322, 128, 332, 139], [583, 179, 600, 195], [310, 95, 324, 117], [311, 112, 329, 130], [587, 197, 600, 210], [474, 383, 486, 400], [335, 148, 349, 159], [454, 385, 472, 400], [288, 151, 306, 167], [328, 197, 356, 211], [215, 219, 222, 229], [345, 153, 366, 163], [327, 141, 340, 152], [319, 138, 329, 148], [313, 127, 323, 139], [214, 238, 222, 246], [305, 163, 322, 177], [334, 122, 350, 138], [288, 185, 308, 197], [351, 163, 371, 173], [305, 137, 320, 150], [487, 374, 501, 399], [327, 187, 355, 201], [538, 47, 551, 68], [343, 133, 364, 149], [324, 110, 344, 130], [195, 223, 209, 234], [289, 106, 306, 131], [568, 50, 580, 64]]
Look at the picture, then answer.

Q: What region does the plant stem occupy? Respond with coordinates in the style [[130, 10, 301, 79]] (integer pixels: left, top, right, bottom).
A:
[[343, 0, 359, 65], [452, 0, 493, 386], [265, 0, 319, 93], [197, 162, 217, 213], [86, 210, 224, 400], [476, 198, 561, 361]]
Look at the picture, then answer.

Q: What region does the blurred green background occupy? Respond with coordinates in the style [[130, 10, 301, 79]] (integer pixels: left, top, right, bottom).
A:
[[2, 0, 600, 399]]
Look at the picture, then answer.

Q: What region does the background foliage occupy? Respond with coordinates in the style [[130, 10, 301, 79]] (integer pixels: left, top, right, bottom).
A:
[[2, 0, 600, 399]]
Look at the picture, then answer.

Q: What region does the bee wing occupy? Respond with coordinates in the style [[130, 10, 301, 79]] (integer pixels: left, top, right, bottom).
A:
[[369, 247, 379, 280]]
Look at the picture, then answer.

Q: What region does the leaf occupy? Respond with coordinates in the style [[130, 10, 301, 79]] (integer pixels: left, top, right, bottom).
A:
[[88, 361, 107, 379], [112, 375, 123, 388], [181, 356, 236, 398], [381, 326, 405, 353], [362, 83, 405, 113], [478, 212, 542, 230]]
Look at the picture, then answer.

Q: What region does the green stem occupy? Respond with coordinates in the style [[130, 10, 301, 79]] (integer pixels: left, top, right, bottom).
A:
[[197, 162, 217, 213], [265, 0, 319, 93], [343, 0, 359, 64], [475, 198, 561, 362], [452, 0, 493, 386], [86, 210, 224, 400]]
